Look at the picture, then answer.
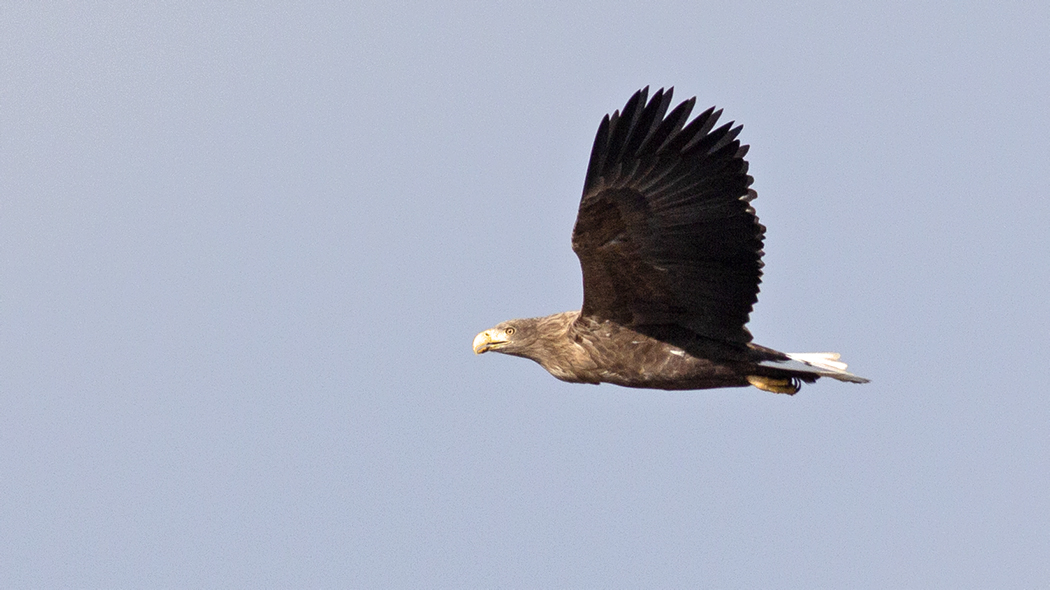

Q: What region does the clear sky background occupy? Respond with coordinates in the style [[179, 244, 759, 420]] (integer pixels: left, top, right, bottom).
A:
[[3, 2, 1048, 588]]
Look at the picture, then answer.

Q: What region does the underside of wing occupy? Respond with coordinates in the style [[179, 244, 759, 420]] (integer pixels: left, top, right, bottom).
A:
[[571, 87, 764, 345]]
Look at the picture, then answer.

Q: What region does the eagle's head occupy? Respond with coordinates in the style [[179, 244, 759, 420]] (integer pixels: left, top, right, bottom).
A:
[[472, 311, 596, 385], [472, 320, 528, 355]]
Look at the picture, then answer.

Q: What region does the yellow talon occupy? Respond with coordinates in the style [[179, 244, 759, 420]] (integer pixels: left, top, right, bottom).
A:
[[747, 375, 800, 394]]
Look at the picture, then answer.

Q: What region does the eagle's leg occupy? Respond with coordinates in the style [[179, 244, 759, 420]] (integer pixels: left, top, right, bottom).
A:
[[746, 375, 800, 395]]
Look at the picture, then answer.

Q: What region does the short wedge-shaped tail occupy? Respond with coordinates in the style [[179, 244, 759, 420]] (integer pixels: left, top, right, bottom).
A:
[[759, 352, 870, 384]]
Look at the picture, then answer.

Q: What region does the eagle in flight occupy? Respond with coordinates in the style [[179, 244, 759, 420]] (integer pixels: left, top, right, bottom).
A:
[[473, 88, 868, 394]]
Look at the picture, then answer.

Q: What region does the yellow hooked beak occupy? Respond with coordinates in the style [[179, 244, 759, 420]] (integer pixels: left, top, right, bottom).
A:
[[473, 328, 509, 354]]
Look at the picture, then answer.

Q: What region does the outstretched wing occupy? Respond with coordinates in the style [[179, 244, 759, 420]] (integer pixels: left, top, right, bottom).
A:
[[571, 87, 764, 345]]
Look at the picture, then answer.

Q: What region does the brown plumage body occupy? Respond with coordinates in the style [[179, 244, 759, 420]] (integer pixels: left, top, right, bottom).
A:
[[473, 88, 868, 394], [489, 312, 753, 390]]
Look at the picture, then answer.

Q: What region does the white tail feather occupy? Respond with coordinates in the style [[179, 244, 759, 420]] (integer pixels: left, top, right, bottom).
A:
[[787, 352, 847, 372], [758, 352, 869, 384]]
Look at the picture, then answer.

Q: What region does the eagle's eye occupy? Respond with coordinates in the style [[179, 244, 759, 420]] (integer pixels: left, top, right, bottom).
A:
[[505, 327, 516, 336]]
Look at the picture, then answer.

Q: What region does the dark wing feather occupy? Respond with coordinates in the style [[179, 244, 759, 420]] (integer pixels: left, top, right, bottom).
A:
[[571, 87, 764, 345]]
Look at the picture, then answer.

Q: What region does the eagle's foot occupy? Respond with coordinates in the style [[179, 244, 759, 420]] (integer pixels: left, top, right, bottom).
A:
[[746, 375, 801, 395]]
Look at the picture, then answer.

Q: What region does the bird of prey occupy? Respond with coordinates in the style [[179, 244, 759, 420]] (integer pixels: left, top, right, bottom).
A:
[[473, 87, 868, 394]]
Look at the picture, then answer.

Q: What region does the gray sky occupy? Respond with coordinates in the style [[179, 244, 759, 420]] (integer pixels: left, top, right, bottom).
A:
[[3, 2, 1048, 587]]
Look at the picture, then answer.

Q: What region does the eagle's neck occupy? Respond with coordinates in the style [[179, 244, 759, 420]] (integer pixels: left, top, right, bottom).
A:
[[519, 311, 600, 384]]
